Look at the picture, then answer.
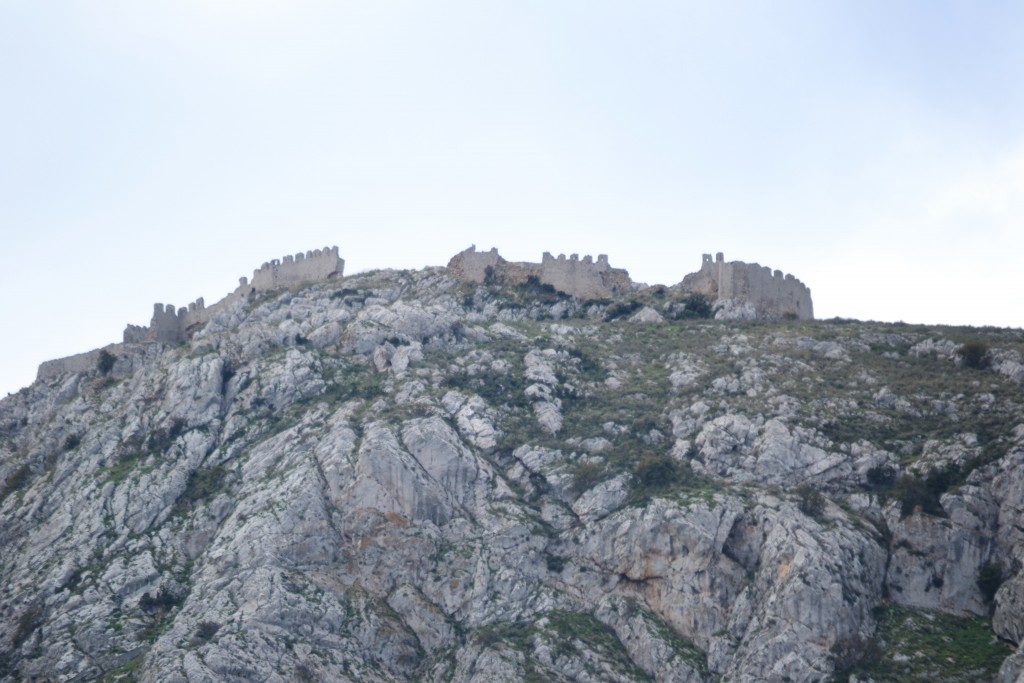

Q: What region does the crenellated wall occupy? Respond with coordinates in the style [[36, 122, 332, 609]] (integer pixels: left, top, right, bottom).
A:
[[680, 252, 813, 320], [138, 247, 345, 343], [249, 246, 344, 292], [447, 245, 631, 299], [37, 243, 813, 384], [38, 246, 347, 384], [538, 251, 632, 300]]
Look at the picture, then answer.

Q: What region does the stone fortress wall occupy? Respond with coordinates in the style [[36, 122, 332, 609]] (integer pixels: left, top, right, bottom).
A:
[[447, 246, 632, 300], [38, 247, 344, 380], [126, 246, 345, 344], [680, 252, 813, 320], [447, 246, 812, 320], [36, 347, 116, 381], [36, 243, 814, 383]]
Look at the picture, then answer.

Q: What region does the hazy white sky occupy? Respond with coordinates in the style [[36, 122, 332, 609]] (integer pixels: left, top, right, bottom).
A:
[[2, 1, 1023, 396]]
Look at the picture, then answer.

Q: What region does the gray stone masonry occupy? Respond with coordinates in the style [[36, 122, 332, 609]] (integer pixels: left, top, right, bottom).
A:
[[36, 347, 111, 380], [37, 247, 344, 381], [38, 244, 813, 383], [679, 252, 814, 320], [142, 246, 344, 343], [447, 245, 813, 320], [447, 245, 631, 300]]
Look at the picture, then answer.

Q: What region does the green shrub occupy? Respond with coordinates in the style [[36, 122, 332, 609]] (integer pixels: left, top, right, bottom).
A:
[[63, 434, 81, 452], [571, 461, 606, 494], [795, 484, 826, 518], [633, 454, 679, 491], [865, 464, 897, 489], [977, 561, 1002, 603], [604, 300, 642, 322], [894, 465, 962, 518], [194, 620, 220, 643], [175, 465, 229, 512], [97, 349, 116, 375], [679, 294, 713, 319], [149, 418, 188, 454], [957, 341, 991, 369], [0, 464, 33, 501], [220, 360, 235, 386], [443, 368, 530, 410], [566, 347, 606, 382], [840, 605, 1011, 681], [0, 463, 32, 502], [139, 587, 181, 613], [517, 275, 566, 304]]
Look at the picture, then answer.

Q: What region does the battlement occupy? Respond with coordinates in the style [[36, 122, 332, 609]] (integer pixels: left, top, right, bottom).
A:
[[682, 252, 813, 320], [448, 246, 813, 318], [249, 246, 342, 292], [127, 246, 344, 343], [37, 242, 814, 384], [447, 246, 630, 299]]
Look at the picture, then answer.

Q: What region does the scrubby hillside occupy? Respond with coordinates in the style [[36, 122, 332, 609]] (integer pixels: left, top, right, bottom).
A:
[[2, 267, 1023, 682]]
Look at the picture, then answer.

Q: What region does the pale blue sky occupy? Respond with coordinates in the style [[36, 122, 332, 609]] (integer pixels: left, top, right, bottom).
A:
[[2, 1, 1023, 396]]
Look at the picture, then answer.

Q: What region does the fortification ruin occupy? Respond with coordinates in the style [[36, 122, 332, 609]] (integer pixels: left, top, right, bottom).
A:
[[679, 252, 813, 320], [37, 247, 344, 380], [447, 246, 632, 300], [124, 246, 344, 344], [447, 246, 813, 321], [35, 243, 814, 383]]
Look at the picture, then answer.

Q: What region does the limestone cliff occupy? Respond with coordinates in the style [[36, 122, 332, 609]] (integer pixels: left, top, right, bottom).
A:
[[2, 261, 1023, 682]]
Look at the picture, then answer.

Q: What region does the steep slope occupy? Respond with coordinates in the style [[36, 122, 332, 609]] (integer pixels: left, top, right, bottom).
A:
[[1, 267, 1023, 682]]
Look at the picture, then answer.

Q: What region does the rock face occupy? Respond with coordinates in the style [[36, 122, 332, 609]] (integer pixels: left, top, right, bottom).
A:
[[1, 262, 1022, 682]]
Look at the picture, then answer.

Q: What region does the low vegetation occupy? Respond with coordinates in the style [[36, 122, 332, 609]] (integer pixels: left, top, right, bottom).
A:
[[836, 605, 1011, 681], [97, 349, 117, 375], [957, 340, 992, 369]]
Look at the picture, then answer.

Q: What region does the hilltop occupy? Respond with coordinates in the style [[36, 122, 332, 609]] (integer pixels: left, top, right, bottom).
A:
[[2, 256, 1023, 682]]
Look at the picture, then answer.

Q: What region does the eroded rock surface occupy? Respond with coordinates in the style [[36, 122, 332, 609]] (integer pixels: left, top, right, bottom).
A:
[[1, 266, 1022, 682]]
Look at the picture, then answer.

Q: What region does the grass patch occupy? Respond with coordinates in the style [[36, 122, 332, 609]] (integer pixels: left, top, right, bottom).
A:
[[443, 366, 531, 410], [102, 451, 151, 485], [99, 651, 146, 682], [835, 605, 1010, 682], [178, 465, 229, 506], [570, 461, 606, 494], [545, 609, 651, 680], [474, 610, 650, 681], [322, 363, 384, 404]]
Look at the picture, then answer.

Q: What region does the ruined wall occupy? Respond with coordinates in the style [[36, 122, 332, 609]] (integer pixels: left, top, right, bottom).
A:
[[140, 247, 345, 343], [249, 246, 344, 291], [447, 246, 631, 299], [680, 252, 813, 320], [538, 251, 631, 300], [36, 349, 106, 381], [445, 246, 504, 283]]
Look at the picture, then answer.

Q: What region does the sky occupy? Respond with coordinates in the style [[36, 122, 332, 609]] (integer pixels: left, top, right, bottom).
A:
[[2, 1, 1023, 397]]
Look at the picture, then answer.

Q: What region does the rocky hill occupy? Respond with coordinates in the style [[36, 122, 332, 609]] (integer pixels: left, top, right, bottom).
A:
[[2, 265, 1023, 682]]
